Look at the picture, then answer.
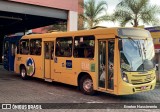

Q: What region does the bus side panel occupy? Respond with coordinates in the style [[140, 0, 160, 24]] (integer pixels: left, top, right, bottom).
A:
[[14, 54, 24, 74], [53, 57, 77, 85], [14, 55, 43, 79], [73, 58, 97, 87], [30, 55, 43, 79], [53, 57, 96, 87], [9, 42, 16, 71]]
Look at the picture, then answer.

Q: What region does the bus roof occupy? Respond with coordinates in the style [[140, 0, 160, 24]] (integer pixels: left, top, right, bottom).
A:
[[21, 27, 148, 39]]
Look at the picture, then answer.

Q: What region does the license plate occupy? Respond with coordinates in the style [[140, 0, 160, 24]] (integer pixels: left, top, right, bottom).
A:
[[141, 86, 146, 90]]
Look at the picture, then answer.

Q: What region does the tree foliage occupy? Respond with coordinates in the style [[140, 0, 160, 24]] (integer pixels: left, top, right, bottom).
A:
[[42, 22, 67, 32], [112, 0, 160, 27], [79, 0, 110, 29]]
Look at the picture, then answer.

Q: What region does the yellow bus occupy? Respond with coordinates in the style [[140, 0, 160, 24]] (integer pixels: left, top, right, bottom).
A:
[[14, 27, 156, 95]]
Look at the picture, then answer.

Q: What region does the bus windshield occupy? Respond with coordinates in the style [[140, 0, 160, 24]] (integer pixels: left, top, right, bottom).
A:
[[120, 38, 155, 72]]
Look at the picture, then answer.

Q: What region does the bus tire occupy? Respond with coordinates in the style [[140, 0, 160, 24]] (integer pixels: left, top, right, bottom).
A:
[[79, 75, 95, 95], [20, 66, 28, 80]]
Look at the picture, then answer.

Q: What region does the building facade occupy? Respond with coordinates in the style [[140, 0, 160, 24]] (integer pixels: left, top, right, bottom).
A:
[[8, 0, 79, 31], [146, 26, 160, 81]]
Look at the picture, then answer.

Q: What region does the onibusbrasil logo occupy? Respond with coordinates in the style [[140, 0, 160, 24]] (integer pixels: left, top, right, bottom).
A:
[[26, 57, 35, 76]]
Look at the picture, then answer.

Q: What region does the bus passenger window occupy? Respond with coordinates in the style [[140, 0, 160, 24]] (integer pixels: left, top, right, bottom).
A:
[[20, 39, 29, 55], [55, 37, 72, 57], [108, 40, 114, 90], [30, 39, 42, 55], [45, 43, 50, 59], [73, 48, 78, 57], [74, 36, 95, 58]]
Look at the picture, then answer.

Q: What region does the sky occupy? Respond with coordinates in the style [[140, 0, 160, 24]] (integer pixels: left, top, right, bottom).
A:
[[84, 0, 160, 27]]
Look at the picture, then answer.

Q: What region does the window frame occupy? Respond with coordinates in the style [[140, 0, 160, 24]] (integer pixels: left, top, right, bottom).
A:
[[30, 38, 42, 56], [55, 37, 73, 57], [19, 39, 29, 55], [73, 35, 95, 58]]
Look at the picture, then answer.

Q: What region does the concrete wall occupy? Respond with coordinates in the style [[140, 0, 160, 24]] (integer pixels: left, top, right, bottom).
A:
[[148, 27, 160, 82], [67, 11, 78, 31], [8, 0, 78, 11], [8, 0, 79, 31]]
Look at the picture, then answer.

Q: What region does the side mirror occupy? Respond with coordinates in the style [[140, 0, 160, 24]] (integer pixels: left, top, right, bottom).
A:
[[118, 39, 123, 51]]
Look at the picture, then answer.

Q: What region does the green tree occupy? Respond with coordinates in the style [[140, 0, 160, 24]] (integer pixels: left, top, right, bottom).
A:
[[43, 22, 67, 32], [112, 0, 160, 27], [79, 0, 109, 29]]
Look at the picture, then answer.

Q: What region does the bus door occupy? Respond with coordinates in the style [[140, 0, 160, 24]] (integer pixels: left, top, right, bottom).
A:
[[44, 41, 54, 80], [98, 40, 114, 90]]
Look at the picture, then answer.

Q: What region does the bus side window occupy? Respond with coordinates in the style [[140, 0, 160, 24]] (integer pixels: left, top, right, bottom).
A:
[[30, 39, 42, 55], [20, 39, 29, 55], [108, 40, 114, 90], [74, 36, 95, 58], [45, 43, 50, 59], [55, 37, 72, 57]]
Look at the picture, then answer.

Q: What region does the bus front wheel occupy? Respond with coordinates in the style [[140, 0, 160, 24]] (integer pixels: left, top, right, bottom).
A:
[[80, 75, 95, 95], [20, 66, 28, 80]]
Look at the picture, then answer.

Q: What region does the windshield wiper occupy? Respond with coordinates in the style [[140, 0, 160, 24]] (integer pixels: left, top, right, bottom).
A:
[[142, 43, 146, 59], [137, 41, 142, 57]]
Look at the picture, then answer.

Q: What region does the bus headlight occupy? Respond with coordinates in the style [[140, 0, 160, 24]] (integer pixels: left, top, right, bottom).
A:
[[122, 73, 129, 83]]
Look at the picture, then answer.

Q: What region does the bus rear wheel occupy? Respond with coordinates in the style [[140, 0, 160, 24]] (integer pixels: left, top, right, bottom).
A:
[[20, 66, 28, 80], [80, 75, 95, 95]]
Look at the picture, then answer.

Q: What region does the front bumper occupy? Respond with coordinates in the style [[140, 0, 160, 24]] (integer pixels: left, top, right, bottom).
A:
[[117, 77, 156, 95]]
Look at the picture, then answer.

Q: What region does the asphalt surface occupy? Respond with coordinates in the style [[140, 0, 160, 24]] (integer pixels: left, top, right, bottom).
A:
[[0, 65, 160, 112]]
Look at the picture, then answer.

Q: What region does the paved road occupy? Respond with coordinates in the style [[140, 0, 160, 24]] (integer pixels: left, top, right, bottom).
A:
[[0, 65, 160, 111]]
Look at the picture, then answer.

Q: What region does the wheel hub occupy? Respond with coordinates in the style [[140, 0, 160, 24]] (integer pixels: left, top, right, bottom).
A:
[[21, 69, 26, 77], [83, 79, 93, 92]]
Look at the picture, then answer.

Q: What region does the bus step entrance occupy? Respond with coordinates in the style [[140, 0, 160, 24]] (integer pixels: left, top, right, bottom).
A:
[[44, 78, 52, 82]]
